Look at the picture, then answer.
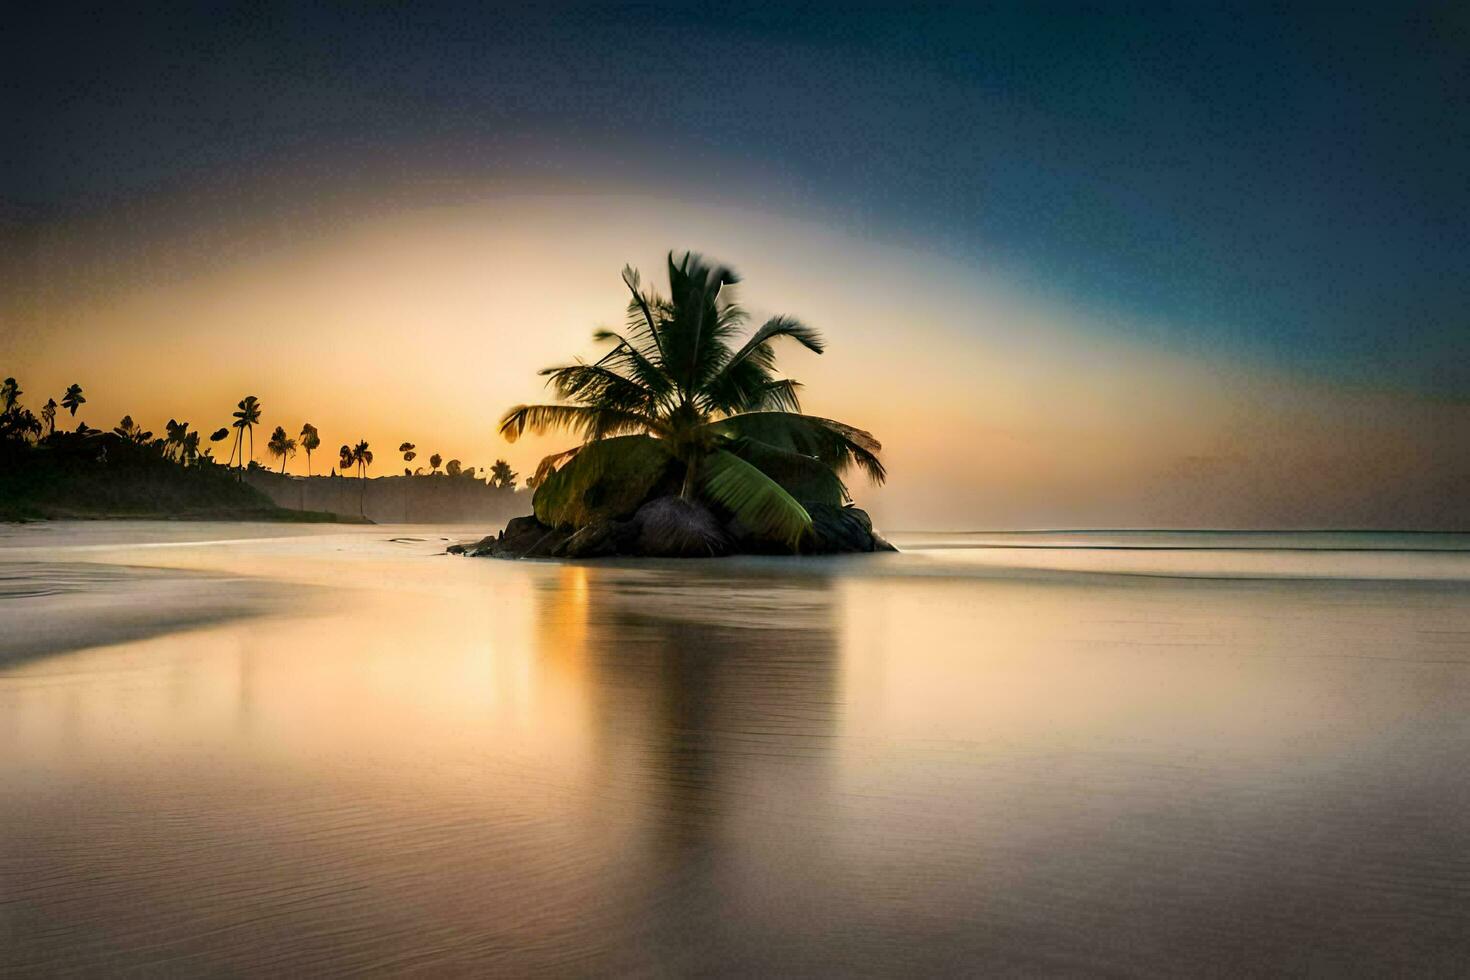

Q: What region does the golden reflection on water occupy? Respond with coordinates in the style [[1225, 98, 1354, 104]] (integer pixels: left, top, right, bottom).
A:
[[3, 527, 1470, 974]]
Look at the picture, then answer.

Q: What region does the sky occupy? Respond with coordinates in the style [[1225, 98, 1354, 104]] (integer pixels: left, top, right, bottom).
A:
[[4, 2, 1467, 528]]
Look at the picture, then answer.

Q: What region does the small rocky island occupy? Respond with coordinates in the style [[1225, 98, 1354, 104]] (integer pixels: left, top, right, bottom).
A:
[[453, 250, 895, 560], [453, 497, 893, 559]]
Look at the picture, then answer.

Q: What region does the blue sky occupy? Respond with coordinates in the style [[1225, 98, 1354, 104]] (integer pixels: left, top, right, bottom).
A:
[[11, 3, 1468, 395]]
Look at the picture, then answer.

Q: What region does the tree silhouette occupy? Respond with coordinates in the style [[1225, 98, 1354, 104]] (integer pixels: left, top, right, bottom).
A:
[[61, 383, 85, 417], [500, 251, 883, 544], [1, 378, 20, 412], [113, 415, 152, 444], [267, 425, 297, 473], [398, 443, 417, 520], [348, 440, 373, 515], [299, 423, 321, 476], [229, 396, 262, 480], [164, 419, 190, 462], [445, 458, 462, 478], [41, 399, 57, 438], [429, 453, 442, 475], [489, 459, 518, 490]]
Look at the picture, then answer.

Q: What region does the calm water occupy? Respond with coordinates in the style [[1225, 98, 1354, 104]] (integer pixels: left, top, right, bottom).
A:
[[3, 522, 1469, 975]]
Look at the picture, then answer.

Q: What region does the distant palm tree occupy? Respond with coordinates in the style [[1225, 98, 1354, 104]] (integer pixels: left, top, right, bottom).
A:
[[429, 453, 442, 476], [445, 458, 462, 478], [398, 443, 417, 520], [299, 423, 321, 476], [347, 440, 373, 515], [230, 396, 262, 479], [181, 430, 201, 466], [209, 427, 229, 444], [164, 419, 190, 461], [489, 459, 517, 490], [112, 415, 152, 444], [267, 425, 297, 473], [1, 377, 20, 412], [41, 399, 57, 438], [500, 251, 883, 544], [61, 383, 85, 417]]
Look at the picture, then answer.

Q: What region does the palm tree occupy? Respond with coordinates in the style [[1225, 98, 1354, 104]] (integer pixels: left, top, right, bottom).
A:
[[41, 399, 57, 438], [181, 430, 201, 466], [398, 443, 417, 520], [1, 377, 21, 413], [489, 459, 517, 490], [112, 415, 152, 444], [230, 396, 262, 479], [164, 419, 190, 462], [428, 453, 442, 476], [499, 251, 884, 544], [299, 423, 321, 476], [267, 425, 297, 473], [444, 458, 462, 478], [61, 383, 85, 417], [339, 441, 374, 514]]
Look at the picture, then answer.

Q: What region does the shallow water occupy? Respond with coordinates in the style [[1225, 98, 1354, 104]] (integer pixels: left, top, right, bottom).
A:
[[3, 523, 1469, 975]]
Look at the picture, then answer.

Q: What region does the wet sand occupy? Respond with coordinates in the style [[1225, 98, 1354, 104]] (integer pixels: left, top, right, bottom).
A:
[[3, 523, 1469, 974]]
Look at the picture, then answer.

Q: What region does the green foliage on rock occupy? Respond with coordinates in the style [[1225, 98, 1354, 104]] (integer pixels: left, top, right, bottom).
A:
[[532, 434, 675, 529]]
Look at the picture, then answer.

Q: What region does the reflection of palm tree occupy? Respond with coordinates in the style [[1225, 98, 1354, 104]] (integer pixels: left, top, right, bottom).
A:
[[500, 251, 884, 544], [299, 423, 321, 476], [61, 383, 85, 418], [230, 396, 261, 480], [267, 425, 297, 473]]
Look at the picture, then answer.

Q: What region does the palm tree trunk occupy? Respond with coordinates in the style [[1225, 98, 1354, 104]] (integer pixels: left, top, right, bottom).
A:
[[680, 456, 698, 501]]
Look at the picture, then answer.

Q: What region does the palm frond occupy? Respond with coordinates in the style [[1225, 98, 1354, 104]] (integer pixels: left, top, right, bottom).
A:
[[539, 362, 659, 414], [725, 315, 823, 373], [724, 436, 848, 505], [532, 434, 675, 528], [498, 403, 663, 442], [591, 329, 676, 401], [621, 265, 668, 366], [700, 449, 813, 548], [709, 413, 886, 483]]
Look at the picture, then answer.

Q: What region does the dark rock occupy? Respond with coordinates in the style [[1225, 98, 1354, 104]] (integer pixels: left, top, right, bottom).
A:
[[460, 499, 896, 560], [727, 503, 892, 555], [802, 503, 879, 554], [494, 515, 569, 558], [632, 496, 732, 558], [554, 519, 631, 559]]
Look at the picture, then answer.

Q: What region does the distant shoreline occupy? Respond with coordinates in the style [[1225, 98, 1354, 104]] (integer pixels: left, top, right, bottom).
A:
[[1, 507, 369, 524]]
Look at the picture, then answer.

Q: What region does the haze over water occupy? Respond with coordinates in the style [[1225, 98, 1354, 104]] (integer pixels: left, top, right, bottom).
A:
[[3, 523, 1469, 974]]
